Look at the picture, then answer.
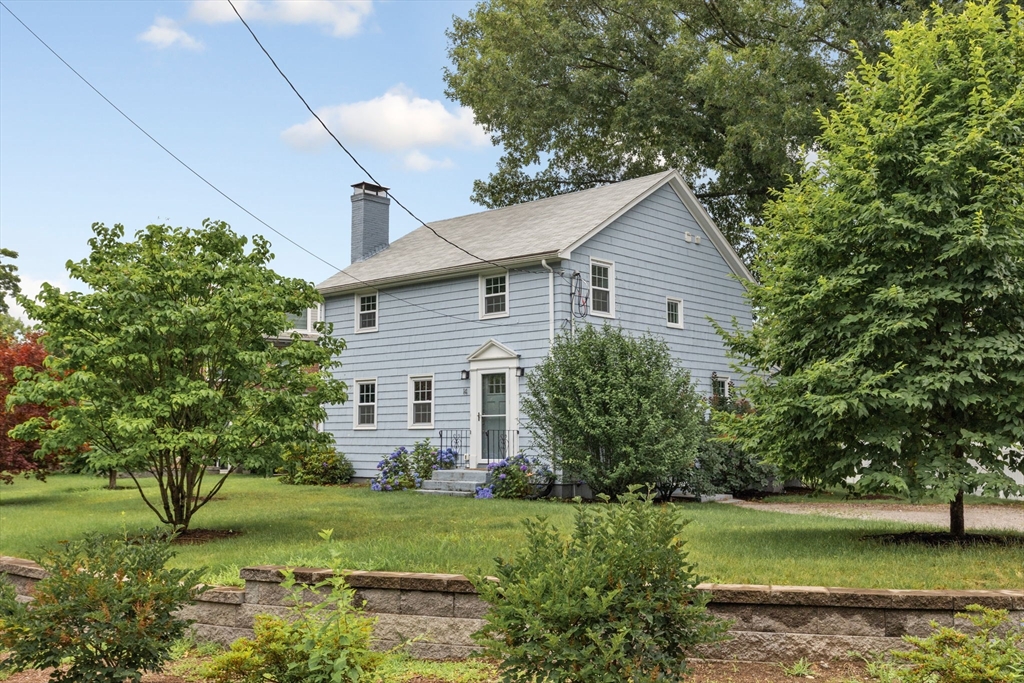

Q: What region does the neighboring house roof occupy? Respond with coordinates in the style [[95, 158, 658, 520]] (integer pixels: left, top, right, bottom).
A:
[[317, 169, 753, 295]]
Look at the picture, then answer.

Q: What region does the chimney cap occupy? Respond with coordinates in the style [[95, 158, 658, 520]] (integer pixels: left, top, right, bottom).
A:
[[352, 181, 389, 196]]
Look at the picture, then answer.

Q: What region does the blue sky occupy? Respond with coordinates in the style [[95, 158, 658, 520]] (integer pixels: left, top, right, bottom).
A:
[[0, 0, 504, 318]]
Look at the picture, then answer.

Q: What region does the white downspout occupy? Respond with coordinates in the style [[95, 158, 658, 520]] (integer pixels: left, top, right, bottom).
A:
[[541, 259, 554, 346]]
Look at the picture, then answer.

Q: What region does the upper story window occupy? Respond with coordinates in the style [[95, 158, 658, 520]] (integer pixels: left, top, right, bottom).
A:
[[479, 273, 509, 319], [590, 258, 614, 317], [409, 375, 434, 428], [285, 305, 320, 333], [355, 379, 377, 429], [355, 292, 378, 333], [666, 297, 683, 329]]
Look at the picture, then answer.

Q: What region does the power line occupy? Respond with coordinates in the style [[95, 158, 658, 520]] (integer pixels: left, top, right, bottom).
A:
[[225, 0, 524, 275], [0, 1, 516, 327]]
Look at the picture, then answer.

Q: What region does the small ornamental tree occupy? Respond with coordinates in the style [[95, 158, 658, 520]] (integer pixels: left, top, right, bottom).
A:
[[718, 1, 1024, 536], [0, 332, 62, 483], [523, 325, 703, 497], [10, 221, 348, 531]]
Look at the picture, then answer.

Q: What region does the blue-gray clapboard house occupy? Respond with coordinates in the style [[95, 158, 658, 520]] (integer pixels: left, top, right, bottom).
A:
[[314, 169, 753, 479]]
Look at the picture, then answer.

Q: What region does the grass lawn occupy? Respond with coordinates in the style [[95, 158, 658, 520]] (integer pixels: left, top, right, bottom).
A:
[[1, 474, 1021, 590]]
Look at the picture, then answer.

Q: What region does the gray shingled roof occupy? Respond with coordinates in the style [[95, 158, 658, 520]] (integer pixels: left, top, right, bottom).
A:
[[317, 170, 676, 294]]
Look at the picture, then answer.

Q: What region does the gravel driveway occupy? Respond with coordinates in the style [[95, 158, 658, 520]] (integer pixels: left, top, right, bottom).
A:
[[733, 500, 1024, 532]]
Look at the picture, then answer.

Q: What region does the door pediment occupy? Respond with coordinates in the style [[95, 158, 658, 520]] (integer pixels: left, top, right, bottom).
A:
[[467, 339, 519, 362]]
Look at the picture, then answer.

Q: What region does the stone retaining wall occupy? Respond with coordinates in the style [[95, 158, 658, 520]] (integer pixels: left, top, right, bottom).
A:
[[2, 556, 1021, 661]]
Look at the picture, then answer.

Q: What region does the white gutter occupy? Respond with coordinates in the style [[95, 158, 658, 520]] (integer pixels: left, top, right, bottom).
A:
[[541, 259, 554, 346]]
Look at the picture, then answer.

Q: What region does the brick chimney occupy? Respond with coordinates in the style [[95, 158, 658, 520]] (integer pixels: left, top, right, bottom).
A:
[[350, 182, 390, 263]]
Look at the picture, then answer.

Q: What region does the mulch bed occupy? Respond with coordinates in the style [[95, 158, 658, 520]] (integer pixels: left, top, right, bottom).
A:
[[865, 531, 1024, 547], [170, 528, 242, 545]]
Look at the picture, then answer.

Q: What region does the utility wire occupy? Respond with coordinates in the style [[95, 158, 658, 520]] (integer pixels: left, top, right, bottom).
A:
[[226, 0, 525, 274], [0, 1, 515, 327]]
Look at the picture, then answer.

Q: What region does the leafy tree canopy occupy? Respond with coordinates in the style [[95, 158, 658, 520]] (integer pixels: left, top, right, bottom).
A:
[[718, 1, 1024, 535], [0, 332, 64, 484], [9, 221, 348, 531], [445, 0, 940, 260], [0, 247, 20, 317]]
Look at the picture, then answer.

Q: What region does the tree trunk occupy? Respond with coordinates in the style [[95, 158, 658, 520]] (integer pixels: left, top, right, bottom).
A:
[[107, 469, 118, 490], [950, 488, 965, 537]]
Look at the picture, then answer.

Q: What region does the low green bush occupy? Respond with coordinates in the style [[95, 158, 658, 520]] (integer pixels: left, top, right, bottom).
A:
[[279, 444, 354, 486], [0, 530, 203, 683], [370, 446, 420, 491], [473, 488, 728, 682], [475, 453, 555, 499], [204, 571, 377, 683], [869, 605, 1023, 683]]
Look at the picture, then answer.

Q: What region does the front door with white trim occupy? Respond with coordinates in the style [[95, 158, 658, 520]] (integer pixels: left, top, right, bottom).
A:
[[466, 339, 520, 468]]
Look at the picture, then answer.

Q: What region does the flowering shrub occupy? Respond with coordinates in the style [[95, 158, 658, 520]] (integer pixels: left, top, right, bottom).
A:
[[434, 447, 459, 470], [279, 446, 354, 486], [370, 447, 420, 492], [477, 453, 554, 499]]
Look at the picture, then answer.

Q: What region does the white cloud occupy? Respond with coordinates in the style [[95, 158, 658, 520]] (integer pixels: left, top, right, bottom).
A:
[[281, 85, 490, 153], [139, 17, 204, 51], [189, 0, 373, 38], [402, 151, 455, 173]]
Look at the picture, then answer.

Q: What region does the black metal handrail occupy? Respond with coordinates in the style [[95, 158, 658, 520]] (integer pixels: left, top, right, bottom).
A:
[[436, 428, 519, 468]]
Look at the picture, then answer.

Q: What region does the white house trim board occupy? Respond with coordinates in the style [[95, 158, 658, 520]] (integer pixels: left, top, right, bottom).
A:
[[467, 340, 520, 468]]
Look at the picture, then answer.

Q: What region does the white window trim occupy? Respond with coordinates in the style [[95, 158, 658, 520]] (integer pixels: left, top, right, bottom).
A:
[[353, 378, 377, 430], [589, 257, 615, 318], [285, 305, 319, 334], [478, 271, 510, 320], [712, 375, 731, 399], [407, 374, 435, 430], [666, 296, 684, 329], [354, 291, 379, 334]]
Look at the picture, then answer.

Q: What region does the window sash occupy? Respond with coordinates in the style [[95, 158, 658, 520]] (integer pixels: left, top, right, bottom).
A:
[[591, 262, 611, 314], [357, 294, 377, 331], [480, 274, 508, 318], [356, 381, 376, 427], [411, 378, 433, 425], [667, 300, 679, 324]]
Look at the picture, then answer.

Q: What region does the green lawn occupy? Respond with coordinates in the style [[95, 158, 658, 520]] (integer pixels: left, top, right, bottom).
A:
[[1, 474, 1021, 590]]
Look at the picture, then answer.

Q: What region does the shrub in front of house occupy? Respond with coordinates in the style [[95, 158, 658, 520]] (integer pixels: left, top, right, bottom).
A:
[[409, 438, 460, 480], [868, 605, 1023, 683], [370, 446, 421, 491], [473, 488, 727, 681], [279, 445, 355, 486], [475, 453, 555, 499], [0, 530, 203, 683], [204, 572, 377, 683], [523, 325, 704, 498]]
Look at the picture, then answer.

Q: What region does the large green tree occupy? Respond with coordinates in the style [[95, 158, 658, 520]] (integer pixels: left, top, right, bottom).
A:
[[10, 221, 348, 531], [445, 0, 940, 260], [719, 1, 1024, 536]]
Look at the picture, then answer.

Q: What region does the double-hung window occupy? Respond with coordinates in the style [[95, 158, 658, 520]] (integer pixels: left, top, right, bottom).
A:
[[409, 375, 433, 428], [590, 259, 614, 317], [480, 273, 508, 319], [355, 292, 378, 333], [666, 297, 683, 329], [354, 379, 377, 429], [711, 374, 730, 401]]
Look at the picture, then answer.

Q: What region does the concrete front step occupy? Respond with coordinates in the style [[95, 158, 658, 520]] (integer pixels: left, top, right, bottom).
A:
[[418, 469, 490, 497], [429, 469, 490, 483], [420, 480, 481, 493]]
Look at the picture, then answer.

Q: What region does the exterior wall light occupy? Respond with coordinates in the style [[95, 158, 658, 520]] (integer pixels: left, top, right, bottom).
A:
[[460, 370, 470, 380], [515, 367, 525, 377]]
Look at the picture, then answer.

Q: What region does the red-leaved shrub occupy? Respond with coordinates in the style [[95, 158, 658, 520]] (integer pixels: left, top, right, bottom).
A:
[[0, 332, 61, 483]]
